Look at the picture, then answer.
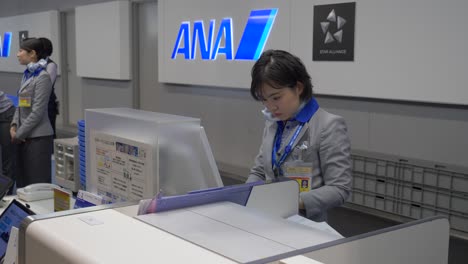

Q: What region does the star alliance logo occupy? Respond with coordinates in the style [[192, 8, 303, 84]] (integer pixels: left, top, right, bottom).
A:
[[320, 9, 346, 44], [313, 2, 355, 61]]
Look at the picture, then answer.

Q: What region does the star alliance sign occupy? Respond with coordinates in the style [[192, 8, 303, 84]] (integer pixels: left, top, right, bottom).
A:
[[171, 8, 278, 61]]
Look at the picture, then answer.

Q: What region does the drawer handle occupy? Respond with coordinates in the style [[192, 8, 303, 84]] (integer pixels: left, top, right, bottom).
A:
[[412, 186, 422, 191]]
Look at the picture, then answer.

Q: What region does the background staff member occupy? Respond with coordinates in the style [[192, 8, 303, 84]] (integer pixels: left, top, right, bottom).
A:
[[246, 50, 352, 222], [39, 37, 59, 138], [10, 38, 54, 188], [0, 91, 16, 190]]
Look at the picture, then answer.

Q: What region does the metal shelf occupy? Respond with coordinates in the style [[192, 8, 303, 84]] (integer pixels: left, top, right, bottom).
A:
[[349, 151, 468, 235]]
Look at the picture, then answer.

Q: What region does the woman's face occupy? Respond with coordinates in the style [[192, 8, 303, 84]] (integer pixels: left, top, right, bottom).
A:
[[16, 49, 37, 65], [260, 82, 303, 121]]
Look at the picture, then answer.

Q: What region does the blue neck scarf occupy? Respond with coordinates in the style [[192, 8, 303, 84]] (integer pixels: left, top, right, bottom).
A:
[[23, 59, 47, 82]]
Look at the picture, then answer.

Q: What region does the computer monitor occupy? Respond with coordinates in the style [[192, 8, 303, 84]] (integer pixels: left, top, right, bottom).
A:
[[0, 175, 13, 201], [86, 108, 223, 202], [0, 199, 35, 260]]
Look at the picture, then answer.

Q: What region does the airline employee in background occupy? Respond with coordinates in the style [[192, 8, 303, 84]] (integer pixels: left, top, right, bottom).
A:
[[246, 50, 352, 222], [39, 37, 59, 138], [10, 38, 54, 188], [0, 91, 16, 189]]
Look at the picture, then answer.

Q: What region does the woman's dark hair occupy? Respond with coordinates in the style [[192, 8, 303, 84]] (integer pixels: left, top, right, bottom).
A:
[[250, 50, 313, 102], [39, 37, 53, 57], [20, 38, 48, 60]]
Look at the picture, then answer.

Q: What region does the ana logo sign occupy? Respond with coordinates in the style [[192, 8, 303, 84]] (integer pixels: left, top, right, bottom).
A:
[[0, 32, 12, 58], [171, 8, 278, 61]]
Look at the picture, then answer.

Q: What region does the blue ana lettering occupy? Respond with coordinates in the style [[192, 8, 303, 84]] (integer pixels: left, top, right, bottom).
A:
[[171, 9, 278, 61]]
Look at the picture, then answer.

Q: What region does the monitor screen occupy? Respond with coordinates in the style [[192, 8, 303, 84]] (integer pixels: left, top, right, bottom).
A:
[[0, 199, 35, 259], [86, 109, 224, 202]]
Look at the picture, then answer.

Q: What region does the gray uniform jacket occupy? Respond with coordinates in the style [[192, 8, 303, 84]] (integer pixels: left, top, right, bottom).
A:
[[247, 107, 352, 222], [12, 70, 53, 140]]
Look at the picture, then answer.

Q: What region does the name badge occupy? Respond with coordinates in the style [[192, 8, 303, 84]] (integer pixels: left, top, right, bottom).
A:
[[19, 94, 32, 107], [286, 167, 312, 174], [284, 161, 313, 193]]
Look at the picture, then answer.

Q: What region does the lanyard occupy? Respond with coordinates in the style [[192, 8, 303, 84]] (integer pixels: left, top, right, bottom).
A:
[[272, 122, 304, 175]]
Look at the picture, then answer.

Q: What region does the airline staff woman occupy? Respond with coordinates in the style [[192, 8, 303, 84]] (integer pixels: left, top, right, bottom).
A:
[[246, 50, 352, 222], [0, 91, 16, 187], [10, 38, 54, 188]]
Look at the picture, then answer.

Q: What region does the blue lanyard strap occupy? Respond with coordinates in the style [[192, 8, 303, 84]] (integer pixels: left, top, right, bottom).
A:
[[272, 122, 305, 174], [270, 98, 320, 176]]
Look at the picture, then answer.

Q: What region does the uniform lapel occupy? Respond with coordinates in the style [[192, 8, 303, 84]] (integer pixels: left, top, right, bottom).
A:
[[277, 122, 309, 154], [19, 76, 33, 93], [292, 124, 309, 150]]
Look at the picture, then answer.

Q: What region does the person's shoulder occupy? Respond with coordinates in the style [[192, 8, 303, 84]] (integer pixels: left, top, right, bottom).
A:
[[36, 70, 52, 83], [311, 108, 345, 124], [49, 60, 58, 66], [38, 69, 51, 77], [47, 61, 58, 69], [308, 108, 348, 138]]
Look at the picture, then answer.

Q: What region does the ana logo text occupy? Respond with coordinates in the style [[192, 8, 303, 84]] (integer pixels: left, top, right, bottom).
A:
[[171, 9, 278, 61]]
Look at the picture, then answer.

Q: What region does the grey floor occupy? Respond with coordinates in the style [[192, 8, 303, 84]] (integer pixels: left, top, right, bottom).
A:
[[222, 176, 467, 264]]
